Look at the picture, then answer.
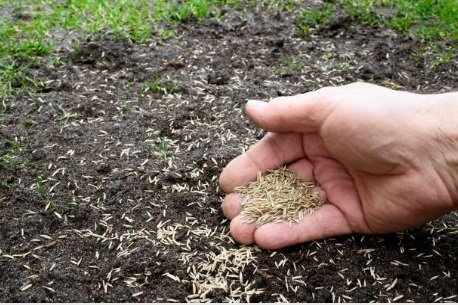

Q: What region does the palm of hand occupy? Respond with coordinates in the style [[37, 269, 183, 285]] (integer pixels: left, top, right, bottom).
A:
[[301, 129, 447, 236], [220, 83, 455, 249], [316, 97, 454, 235]]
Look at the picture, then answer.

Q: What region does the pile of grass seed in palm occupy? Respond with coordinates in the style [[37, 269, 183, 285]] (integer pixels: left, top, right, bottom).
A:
[[236, 166, 324, 226]]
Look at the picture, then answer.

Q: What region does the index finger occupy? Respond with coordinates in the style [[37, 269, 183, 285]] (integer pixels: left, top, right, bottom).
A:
[[254, 204, 353, 249], [219, 132, 305, 192]]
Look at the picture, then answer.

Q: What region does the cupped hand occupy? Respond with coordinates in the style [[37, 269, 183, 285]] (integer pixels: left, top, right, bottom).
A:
[[219, 82, 458, 249]]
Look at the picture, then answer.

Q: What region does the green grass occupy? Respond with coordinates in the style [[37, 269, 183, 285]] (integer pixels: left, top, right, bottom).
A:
[[0, 180, 11, 190], [35, 177, 46, 199], [158, 137, 169, 159], [144, 137, 170, 159], [298, 0, 457, 47], [143, 78, 178, 95], [0, 0, 456, 102], [297, 2, 335, 36], [0, 13, 53, 101], [0, 140, 24, 170], [342, 0, 458, 43], [284, 56, 302, 70], [275, 55, 304, 75], [138, 77, 179, 102], [0, 0, 226, 44], [0, 0, 250, 102]]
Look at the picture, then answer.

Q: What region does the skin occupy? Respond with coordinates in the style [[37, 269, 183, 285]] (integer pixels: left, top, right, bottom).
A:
[[219, 82, 458, 250]]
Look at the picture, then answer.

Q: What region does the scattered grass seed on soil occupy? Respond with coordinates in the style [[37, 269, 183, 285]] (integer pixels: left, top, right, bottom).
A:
[[236, 167, 324, 226]]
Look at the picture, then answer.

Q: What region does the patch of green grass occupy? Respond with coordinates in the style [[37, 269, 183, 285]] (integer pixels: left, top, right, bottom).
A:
[[0, 15, 53, 101], [263, 0, 301, 13], [144, 137, 170, 159], [0, 140, 24, 170], [0, 0, 207, 45], [166, 0, 214, 22], [341, 0, 458, 43], [158, 137, 169, 159], [297, 3, 335, 36], [0, 62, 43, 103], [283, 56, 303, 72], [339, 0, 384, 27], [51, 57, 65, 68], [336, 58, 358, 71], [122, 101, 132, 113], [35, 177, 46, 199], [0, 0, 248, 101], [0, 180, 11, 190], [296, 0, 457, 64], [275, 55, 304, 75], [428, 48, 454, 68], [1, 0, 456, 100], [143, 78, 178, 95]]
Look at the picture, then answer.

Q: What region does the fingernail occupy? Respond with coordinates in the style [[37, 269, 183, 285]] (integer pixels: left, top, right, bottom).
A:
[[246, 99, 266, 108]]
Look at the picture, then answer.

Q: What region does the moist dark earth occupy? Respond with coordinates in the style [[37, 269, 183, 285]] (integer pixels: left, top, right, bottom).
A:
[[1, 7, 457, 303]]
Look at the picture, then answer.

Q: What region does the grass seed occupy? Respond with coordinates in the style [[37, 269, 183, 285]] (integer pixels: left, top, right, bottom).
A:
[[236, 167, 324, 226]]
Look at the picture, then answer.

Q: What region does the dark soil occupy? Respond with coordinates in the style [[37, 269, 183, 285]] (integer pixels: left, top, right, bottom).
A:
[[1, 7, 457, 303]]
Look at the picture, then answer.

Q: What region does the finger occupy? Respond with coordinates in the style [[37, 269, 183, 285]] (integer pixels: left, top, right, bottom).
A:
[[219, 132, 304, 193], [287, 157, 314, 181], [245, 88, 335, 133], [230, 215, 257, 245], [310, 186, 327, 202], [254, 204, 352, 249], [221, 193, 244, 219]]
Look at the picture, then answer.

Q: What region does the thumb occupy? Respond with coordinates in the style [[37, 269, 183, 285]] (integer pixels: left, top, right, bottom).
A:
[[245, 90, 334, 133]]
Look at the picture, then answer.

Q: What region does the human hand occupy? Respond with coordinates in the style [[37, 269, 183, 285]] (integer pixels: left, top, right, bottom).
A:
[[219, 82, 458, 249]]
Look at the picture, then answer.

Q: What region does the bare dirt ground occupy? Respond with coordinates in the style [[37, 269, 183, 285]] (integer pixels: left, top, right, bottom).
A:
[[1, 8, 457, 302]]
